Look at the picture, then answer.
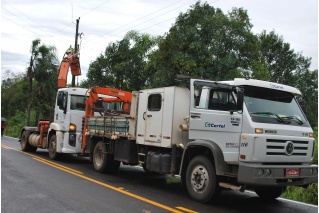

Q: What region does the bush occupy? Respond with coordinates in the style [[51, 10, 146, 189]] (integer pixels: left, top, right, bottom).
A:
[[5, 110, 37, 138], [282, 183, 318, 205]]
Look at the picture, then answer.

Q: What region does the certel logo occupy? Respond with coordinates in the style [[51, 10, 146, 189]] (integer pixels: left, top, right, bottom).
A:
[[205, 122, 226, 128], [270, 83, 284, 90]]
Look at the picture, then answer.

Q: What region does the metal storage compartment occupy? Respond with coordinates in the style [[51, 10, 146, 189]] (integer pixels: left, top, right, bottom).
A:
[[146, 151, 171, 174]]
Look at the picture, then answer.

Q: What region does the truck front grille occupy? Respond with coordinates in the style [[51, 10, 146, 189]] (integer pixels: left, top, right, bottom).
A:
[[266, 139, 309, 156]]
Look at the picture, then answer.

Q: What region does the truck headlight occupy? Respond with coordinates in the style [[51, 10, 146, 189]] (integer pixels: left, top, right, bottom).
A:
[[255, 128, 263, 134], [70, 123, 76, 131]]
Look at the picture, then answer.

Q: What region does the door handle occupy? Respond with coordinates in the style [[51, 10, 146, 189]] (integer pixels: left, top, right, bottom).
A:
[[147, 115, 152, 118], [143, 112, 146, 120], [191, 114, 201, 119]]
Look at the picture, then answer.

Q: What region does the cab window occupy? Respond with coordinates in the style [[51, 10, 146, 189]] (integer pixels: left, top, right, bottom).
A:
[[194, 84, 236, 111]]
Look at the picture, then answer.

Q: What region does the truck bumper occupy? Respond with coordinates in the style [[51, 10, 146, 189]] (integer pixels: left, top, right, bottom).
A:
[[238, 162, 318, 186]]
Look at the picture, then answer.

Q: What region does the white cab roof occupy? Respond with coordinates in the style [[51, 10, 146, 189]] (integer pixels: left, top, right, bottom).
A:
[[220, 78, 302, 95]]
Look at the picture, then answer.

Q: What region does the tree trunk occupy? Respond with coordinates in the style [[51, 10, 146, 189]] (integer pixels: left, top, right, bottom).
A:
[[26, 56, 34, 126]]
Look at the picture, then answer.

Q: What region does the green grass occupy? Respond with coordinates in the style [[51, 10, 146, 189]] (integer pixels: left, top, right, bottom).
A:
[[282, 183, 318, 205]]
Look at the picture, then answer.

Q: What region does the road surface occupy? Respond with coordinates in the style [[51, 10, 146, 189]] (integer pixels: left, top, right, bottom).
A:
[[2, 136, 317, 213]]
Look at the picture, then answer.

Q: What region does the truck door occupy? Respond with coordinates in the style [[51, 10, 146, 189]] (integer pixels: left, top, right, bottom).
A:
[[55, 90, 69, 130], [189, 80, 242, 162], [136, 89, 164, 145]]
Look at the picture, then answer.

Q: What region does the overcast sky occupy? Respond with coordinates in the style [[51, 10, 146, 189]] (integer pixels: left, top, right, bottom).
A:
[[1, 0, 318, 83]]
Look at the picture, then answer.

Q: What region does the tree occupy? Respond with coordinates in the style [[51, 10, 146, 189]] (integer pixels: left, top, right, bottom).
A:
[[26, 39, 40, 125], [1, 71, 28, 118], [257, 30, 312, 85], [33, 44, 59, 124], [295, 69, 318, 127], [148, 2, 259, 87], [25, 39, 58, 125], [85, 30, 160, 90]]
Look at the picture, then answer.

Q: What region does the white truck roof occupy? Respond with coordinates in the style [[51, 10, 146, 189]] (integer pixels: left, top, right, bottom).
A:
[[59, 87, 89, 95], [220, 78, 302, 95]]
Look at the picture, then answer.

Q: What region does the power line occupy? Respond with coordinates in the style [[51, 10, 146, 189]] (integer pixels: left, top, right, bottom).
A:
[[82, 0, 191, 47], [82, 0, 220, 56], [79, 0, 112, 18], [2, 1, 75, 43]]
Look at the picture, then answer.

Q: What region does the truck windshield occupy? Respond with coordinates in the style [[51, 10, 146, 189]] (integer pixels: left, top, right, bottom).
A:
[[70, 95, 86, 111], [243, 86, 308, 126]]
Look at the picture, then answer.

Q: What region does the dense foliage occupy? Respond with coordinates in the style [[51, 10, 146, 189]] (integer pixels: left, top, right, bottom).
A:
[[81, 31, 161, 91], [1, 1, 317, 205], [148, 3, 259, 87]]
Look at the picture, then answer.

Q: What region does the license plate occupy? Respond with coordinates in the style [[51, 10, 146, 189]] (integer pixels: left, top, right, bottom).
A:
[[286, 168, 300, 177]]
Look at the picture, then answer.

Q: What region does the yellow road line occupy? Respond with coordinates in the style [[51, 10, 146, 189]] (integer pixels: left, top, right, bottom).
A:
[[33, 157, 83, 174], [1, 144, 14, 149], [1, 144, 83, 174], [176, 206, 198, 213], [3, 144, 185, 213]]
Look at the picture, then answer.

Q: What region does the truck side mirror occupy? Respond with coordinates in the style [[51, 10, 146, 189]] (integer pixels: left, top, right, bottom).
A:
[[57, 91, 64, 108], [236, 90, 244, 112], [57, 91, 67, 114], [299, 101, 307, 115]]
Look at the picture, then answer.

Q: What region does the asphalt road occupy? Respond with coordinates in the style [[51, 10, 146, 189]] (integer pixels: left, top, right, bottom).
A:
[[1, 136, 318, 213]]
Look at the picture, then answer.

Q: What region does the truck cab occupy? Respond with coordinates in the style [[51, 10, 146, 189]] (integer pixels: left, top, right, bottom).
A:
[[184, 78, 317, 202], [52, 87, 88, 156]]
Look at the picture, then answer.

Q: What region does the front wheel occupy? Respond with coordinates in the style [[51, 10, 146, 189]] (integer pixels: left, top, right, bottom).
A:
[[48, 135, 61, 160], [186, 155, 220, 203], [254, 187, 285, 200], [93, 141, 120, 174]]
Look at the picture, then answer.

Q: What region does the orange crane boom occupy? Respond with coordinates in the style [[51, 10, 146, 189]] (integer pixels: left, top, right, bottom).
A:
[[57, 46, 81, 88]]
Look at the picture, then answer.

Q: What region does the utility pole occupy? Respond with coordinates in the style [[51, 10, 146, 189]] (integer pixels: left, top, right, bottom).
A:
[[72, 17, 80, 87]]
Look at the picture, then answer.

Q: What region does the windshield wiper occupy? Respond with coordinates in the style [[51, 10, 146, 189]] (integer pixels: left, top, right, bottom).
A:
[[281, 116, 304, 125], [250, 112, 291, 124]]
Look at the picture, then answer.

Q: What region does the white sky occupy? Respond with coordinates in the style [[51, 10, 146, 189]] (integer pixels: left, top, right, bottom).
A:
[[1, 0, 318, 83]]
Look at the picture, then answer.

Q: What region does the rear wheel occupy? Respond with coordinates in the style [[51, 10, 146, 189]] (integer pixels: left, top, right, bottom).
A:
[[93, 141, 120, 174], [48, 135, 61, 160], [21, 131, 37, 152], [186, 155, 220, 203], [254, 187, 285, 200]]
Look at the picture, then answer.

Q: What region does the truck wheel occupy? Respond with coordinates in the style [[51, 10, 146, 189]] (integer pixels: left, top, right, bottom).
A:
[[48, 135, 61, 160], [93, 141, 120, 174], [254, 187, 285, 200], [186, 155, 220, 203], [21, 131, 37, 152]]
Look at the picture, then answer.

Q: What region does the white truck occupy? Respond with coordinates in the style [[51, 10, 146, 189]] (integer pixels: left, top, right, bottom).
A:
[[83, 78, 317, 203], [20, 87, 88, 158], [20, 78, 318, 203], [20, 87, 123, 159]]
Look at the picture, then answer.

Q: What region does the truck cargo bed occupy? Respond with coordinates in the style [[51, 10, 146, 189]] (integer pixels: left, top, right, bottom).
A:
[[86, 116, 130, 139]]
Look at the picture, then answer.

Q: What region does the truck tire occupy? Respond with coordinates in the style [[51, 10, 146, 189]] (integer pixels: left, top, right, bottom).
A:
[[21, 131, 37, 152], [48, 135, 61, 160], [254, 187, 285, 200], [186, 155, 220, 203], [93, 141, 120, 174]]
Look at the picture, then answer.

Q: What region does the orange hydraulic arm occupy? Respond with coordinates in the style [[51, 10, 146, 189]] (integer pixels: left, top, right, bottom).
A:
[[81, 87, 132, 154], [57, 46, 81, 88]]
